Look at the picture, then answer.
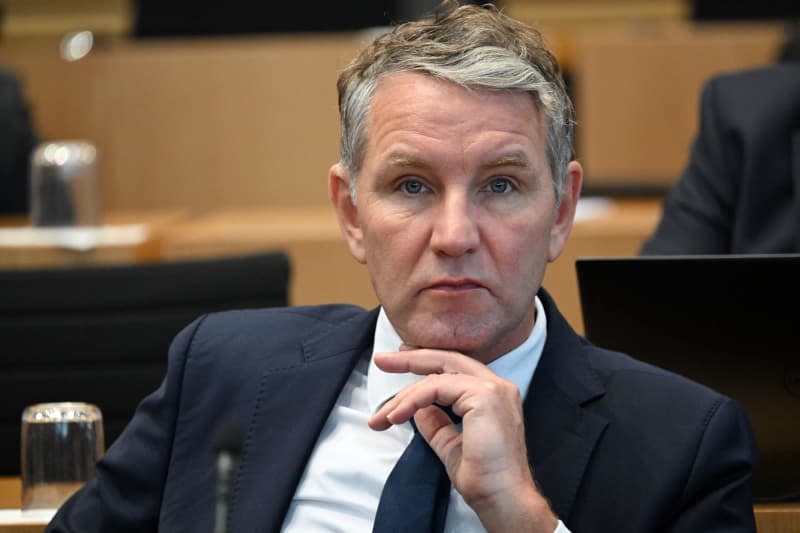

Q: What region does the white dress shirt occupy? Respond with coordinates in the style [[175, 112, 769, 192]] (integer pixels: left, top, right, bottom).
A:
[[282, 297, 570, 532]]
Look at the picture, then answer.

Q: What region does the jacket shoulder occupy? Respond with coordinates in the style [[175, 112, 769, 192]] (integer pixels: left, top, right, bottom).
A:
[[168, 304, 372, 369], [705, 64, 800, 121], [195, 303, 367, 336]]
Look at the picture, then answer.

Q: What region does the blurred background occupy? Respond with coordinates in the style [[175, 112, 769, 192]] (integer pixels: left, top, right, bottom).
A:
[[0, 0, 798, 321], [0, 0, 797, 210], [2, 1, 798, 518]]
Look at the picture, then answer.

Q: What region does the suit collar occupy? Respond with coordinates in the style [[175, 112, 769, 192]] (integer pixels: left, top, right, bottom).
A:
[[524, 289, 608, 521], [230, 296, 610, 529], [532, 290, 605, 404]]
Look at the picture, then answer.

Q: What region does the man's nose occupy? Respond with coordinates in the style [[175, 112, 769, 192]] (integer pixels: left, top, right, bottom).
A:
[[430, 194, 480, 257]]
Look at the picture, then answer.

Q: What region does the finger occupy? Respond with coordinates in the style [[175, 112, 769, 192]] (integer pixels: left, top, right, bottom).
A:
[[369, 373, 477, 429], [374, 348, 496, 378], [414, 405, 462, 467]]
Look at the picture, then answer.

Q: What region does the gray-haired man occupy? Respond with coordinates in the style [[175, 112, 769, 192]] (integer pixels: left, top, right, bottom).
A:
[[48, 3, 756, 532]]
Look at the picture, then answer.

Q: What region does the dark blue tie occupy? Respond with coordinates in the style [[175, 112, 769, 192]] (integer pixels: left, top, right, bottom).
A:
[[372, 416, 453, 533]]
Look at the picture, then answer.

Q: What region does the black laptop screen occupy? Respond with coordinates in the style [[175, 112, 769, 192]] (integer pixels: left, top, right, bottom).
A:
[[576, 254, 800, 502]]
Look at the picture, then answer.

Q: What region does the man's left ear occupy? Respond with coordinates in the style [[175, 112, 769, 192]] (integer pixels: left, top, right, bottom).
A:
[[548, 160, 583, 262]]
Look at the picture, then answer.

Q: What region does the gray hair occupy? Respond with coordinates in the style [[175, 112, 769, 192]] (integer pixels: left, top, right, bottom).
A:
[[337, 2, 575, 204]]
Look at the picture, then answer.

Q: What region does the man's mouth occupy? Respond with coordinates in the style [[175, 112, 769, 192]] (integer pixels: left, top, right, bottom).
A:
[[425, 278, 486, 292]]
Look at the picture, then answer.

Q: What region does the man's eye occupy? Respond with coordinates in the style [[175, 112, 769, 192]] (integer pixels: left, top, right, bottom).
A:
[[488, 178, 512, 193], [401, 180, 426, 194]]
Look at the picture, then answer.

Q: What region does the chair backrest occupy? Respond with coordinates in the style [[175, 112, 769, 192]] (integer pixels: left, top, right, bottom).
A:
[[0, 251, 290, 475]]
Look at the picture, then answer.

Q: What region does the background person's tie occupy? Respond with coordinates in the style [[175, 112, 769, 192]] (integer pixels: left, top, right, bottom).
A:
[[372, 415, 454, 533]]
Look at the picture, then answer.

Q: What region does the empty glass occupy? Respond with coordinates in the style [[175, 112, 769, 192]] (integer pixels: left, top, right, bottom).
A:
[[20, 402, 105, 510], [29, 140, 101, 227]]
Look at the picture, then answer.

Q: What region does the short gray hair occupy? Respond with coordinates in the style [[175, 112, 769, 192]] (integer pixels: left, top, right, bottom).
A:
[[337, 1, 575, 204]]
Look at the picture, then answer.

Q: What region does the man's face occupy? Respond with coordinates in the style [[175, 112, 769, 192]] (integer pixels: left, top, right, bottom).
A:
[[331, 72, 581, 363]]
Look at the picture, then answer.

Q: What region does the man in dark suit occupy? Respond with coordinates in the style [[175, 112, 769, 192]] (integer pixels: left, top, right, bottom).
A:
[[641, 64, 800, 254], [47, 3, 757, 532], [0, 67, 39, 215]]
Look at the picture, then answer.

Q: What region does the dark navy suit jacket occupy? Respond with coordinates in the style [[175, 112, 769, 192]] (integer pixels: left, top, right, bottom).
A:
[[642, 64, 800, 254], [47, 291, 757, 532]]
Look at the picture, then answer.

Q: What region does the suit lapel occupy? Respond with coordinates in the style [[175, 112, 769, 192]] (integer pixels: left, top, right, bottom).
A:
[[226, 294, 607, 529], [524, 290, 608, 521], [230, 307, 379, 533]]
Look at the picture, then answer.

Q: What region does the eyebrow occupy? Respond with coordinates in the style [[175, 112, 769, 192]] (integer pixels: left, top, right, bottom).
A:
[[384, 154, 430, 169], [483, 151, 532, 169], [383, 151, 533, 170]]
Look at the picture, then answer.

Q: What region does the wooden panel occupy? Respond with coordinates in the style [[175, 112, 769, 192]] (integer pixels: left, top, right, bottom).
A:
[[1, 22, 785, 208], [89, 36, 362, 211], [0, 477, 19, 509], [573, 23, 784, 187], [0, 41, 98, 142], [0, 35, 365, 212], [505, 0, 686, 69], [505, 0, 685, 24], [0, 0, 131, 38], [755, 504, 800, 533]]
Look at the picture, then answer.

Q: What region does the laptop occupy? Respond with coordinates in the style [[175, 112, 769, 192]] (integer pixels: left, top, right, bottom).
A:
[[575, 254, 800, 502]]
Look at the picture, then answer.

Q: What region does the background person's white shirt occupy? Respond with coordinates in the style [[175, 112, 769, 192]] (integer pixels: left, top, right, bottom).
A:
[[282, 298, 569, 532]]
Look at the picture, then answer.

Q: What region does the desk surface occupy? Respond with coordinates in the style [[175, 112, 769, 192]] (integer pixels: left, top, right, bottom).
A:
[[0, 210, 188, 269]]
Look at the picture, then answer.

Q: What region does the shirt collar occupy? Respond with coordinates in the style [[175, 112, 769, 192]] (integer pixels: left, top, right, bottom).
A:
[[367, 297, 548, 413]]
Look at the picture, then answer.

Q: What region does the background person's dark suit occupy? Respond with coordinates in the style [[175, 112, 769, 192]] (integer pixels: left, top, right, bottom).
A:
[[47, 291, 757, 532], [641, 64, 800, 254], [0, 67, 39, 215]]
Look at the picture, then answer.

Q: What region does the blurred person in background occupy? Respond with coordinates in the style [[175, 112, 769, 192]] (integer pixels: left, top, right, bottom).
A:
[[641, 62, 800, 254], [0, 67, 39, 215]]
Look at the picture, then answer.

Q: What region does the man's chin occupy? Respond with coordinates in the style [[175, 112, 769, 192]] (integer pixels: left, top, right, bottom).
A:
[[420, 340, 483, 357], [391, 306, 516, 358], [404, 323, 493, 358], [398, 310, 531, 363]]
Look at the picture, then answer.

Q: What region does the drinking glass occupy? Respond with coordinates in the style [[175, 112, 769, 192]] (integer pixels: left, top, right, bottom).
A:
[[20, 402, 105, 510], [30, 140, 101, 227]]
